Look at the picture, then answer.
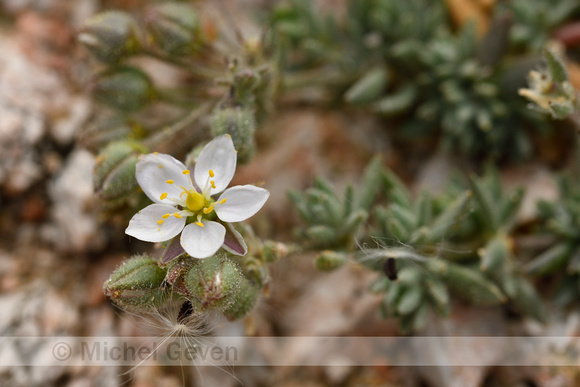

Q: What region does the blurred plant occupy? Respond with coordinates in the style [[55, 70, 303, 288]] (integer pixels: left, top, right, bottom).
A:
[[290, 157, 553, 332], [526, 172, 580, 307], [499, 0, 580, 52], [270, 0, 563, 161], [519, 46, 579, 120]]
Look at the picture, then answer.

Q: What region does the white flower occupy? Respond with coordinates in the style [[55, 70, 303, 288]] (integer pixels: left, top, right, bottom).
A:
[[125, 134, 270, 259]]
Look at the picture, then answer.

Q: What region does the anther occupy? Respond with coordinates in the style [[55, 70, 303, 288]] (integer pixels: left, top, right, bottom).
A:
[[209, 169, 215, 178], [162, 214, 170, 219], [166, 180, 174, 184], [182, 170, 190, 175], [203, 206, 214, 214], [196, 222, 204, 227], [210, 180, 216, 189], [173, 213, 182, 218], [160, 192, 168, 200], [220, 198, 227, 204], [157, 220, 164, 225]]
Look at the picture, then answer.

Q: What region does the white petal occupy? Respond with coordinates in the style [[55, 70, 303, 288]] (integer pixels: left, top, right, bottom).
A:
[[136, 153, 193, 205], [181, 220, 226, 259], [125, 204, 185, 243], [194, 135, 237, 195], [215, 185, 270, 222]]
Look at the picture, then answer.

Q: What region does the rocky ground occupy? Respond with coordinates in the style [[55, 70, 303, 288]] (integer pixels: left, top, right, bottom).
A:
[[1, 1, 580, 386]]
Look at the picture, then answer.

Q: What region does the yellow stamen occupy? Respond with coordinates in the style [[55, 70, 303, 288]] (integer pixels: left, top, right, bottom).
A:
[[154, 152, 158, 155], [160, 192, 168, 200], [182, 170, 190, 175], [203, 206, 214, 214], [157, 220, 164, 225], [162, 214, 170, 219], [196, 222, 204, 227], [209, 169, 215, 178], [158, 165, 162, 168], [210, 180, 216, 189], [173, 212, 182, 218], [166, 180, 174, 184], [220, 198, 227, 204]]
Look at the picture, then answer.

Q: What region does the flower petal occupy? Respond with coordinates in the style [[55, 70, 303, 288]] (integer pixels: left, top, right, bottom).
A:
[[194, 135, 237, 195], [215, 185, 270, 222], [126, 204, 185, 243], [181, 220, 226, 259], [136, 153, 193, 205], [222, 223, 248, 256], [159, 237, 186, 265]]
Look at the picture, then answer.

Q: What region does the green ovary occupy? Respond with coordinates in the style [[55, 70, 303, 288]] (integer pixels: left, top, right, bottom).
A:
[[186, 191, 205, 212]]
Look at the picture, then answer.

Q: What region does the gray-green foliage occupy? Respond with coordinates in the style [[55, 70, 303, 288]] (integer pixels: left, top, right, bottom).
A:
[[288, 156, 382, 251], [528, 173, 580, 307], [291, 158, 559, 332], [271, 0, 569, 161], [501, 0, 580, 52]]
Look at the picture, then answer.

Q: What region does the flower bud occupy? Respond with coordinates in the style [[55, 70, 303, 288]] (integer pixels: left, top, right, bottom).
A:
[[79, 115, 145, 153], [244, 257, 270, 288], [262, 240, 288, 263], [233, 68, 261, 104], [91, 67, 155, 112], [186, 255, 242, 310], [103, 255, 168, 309], [210, 106, 256, 163], [164, 255, 195, 296], [315, 250, 347, 271], [78, 11, 141, 63], [145, 2, 202, 56], [94, 140, 146, 203], [222, 276, 260, 321]]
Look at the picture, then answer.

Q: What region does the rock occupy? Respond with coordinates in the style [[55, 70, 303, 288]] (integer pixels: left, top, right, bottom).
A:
[[0, 28, 91, 195], [45, 148, 104, 253], [282, 263, 381, 336]]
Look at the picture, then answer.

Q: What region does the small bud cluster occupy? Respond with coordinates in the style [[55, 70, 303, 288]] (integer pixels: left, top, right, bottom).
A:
[[104, 232, 287, 321], [519, 46, 578, 120], [79, 2, 277, 207], [79, 3, 285, 325]]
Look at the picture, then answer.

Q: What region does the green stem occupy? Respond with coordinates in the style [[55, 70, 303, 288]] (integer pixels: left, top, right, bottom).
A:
[[142, 48, 222, 79], [144, 102, 213, 149]]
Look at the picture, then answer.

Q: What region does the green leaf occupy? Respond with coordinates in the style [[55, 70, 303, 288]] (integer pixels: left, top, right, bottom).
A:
[[357, 155, 384, 210], [344, 67, 389, 105], [429, 259, 506, 306], [526, 242, 574, 276], [396, 286, 423, 315], [419, 191, 472, 243]]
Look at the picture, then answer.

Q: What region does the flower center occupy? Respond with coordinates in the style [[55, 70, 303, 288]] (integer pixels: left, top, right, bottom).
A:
[[185, 190, 205, 212]]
